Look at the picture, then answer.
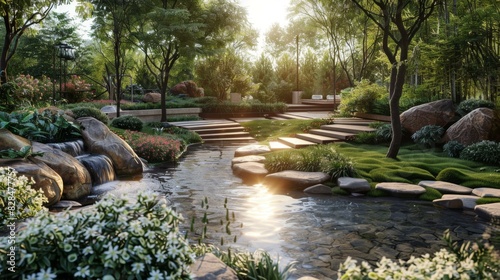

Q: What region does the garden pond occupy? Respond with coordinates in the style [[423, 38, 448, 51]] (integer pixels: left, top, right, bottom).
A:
[[95, 144, 500, 279]]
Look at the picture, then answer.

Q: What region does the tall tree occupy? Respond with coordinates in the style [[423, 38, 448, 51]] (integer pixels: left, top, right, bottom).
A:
[[0, 0, 68, 83], [351, 0, 437, 159]]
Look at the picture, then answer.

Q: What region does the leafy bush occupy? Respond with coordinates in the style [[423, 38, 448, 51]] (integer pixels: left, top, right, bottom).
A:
[[119, 130, 183, 163], [375, 123, 393, 142], [265, 145, 356, 180], [443, 140, 465, 158], [71, 106, 109, 124], [353, 132, 380, 144], [457, 99, 495, 116], [0, 192, 194, 279], [411, 125, 445, 147], [13, 74, 54, 106], [338, 80, 386, 116], [337, 231, 499, 279], [200, 100, 286, 115], [0, 167, 47, 225], [460, 140, 500, 165], [62, 75, 93, 103], [0, 109, 81, 143], [111, 115, 143, 131]]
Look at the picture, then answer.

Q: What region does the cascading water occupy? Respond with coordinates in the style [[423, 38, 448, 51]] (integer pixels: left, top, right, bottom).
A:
[[47, 140, 85, 157], [77, 154, 116, 186]]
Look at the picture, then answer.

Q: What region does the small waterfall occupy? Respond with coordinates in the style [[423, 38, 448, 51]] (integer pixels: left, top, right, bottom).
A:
[[77, 154, 116, 186], [48, 140, 85, 157]]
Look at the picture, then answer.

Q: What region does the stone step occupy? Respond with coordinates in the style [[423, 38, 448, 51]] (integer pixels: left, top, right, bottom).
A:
[[269, 141, 293, 151], [203, 137, 256, 143], [278, 137, 317, 148], [274, 113, 311, 120], [169, 120, 233, 127], [321, 124, 376, 134], [199, 131, 251, 139], [309, 129, 356, 140], [194, 126, 245, 135], [333, 118, 377, 126], [177, 122, 241, 130], [296, 133, 341, 144]]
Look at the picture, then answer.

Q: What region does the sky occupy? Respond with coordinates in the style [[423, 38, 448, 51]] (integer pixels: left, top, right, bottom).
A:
[[55, 0, 292, 45]]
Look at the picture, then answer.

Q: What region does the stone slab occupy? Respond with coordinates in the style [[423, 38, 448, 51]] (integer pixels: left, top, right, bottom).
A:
[[474, 203, 500, 224], [375, 182, 426, 198], [338, 177, 371, 193], [432, 198, 463, 209], [191, 253, 238, 280], [264, 170, 331, 191], [232, 162, 268, 184], [441, 194, 479, 209], [234, 144, 271, 157], [418, 180, 472, 195], [231, 155, 266, 166], [304, 184, 332, 195], [472, 187, 500, 198]]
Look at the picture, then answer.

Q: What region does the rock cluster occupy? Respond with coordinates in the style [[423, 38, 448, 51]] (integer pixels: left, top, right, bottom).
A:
[[0, 117, 143, 206]]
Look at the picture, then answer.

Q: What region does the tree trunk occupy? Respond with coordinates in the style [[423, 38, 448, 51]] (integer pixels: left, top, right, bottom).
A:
[[386, 63, 406, 159]]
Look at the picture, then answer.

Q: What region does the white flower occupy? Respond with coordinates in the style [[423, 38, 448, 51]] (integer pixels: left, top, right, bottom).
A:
[[131, 262, 145, 274], [36, 268, 57, 280], [104, 245, 120, 261], [74, 265, 91, 278], [155, 250, 167, 263], [82, 246, 94, 255], [147, 269, 164, 280]]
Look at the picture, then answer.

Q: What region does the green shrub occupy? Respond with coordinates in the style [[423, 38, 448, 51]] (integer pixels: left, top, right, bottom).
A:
[[338, 80, 386, 116], [337, 231, 499, 279], [0, 167, 47, 225], [411, 125, 445, 147], [71, 106, 109, 124], [353, 132, 380, 144], [118, 130, 183, 163], [443, 140, 465, 158], [375, 124, 393, 142], [457, 99, 495, 116], [460, 140, 500, 165], [200, 100, 286, 115], [111, 115, 143, 131], [0, 192, 194, 279], [265, 145, 356, 180]]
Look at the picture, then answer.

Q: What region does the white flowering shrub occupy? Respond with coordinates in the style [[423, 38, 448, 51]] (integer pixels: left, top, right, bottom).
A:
[[0, 167, 47, 224], [0, 192, 194, 279], [337, 231, 500, 280]]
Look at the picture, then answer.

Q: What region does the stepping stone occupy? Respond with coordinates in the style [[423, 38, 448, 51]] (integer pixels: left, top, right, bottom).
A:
[[304, 184, 332, 195], [433, 198, 464, 209], [269, 141, 292, 151], [263, 170, 331, 191], [474, 203, 500, 223], [472, 187, 500, 198], [232, 162, 268, 184], [191, 253, 238, 280], [338, 177, 371, 193], [234, 144, 270, 157], [51, 200, 83, 208], [375, 182, 426, 198], [418, 180, 472, 194], [440, 194, 479, 209], [231, 155, 266, 166]]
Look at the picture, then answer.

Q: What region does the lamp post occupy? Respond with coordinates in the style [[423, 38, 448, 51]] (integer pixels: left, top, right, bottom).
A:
[[54, 42, 75, 102]]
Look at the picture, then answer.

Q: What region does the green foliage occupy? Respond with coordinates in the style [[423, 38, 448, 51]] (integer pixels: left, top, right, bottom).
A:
[[419, 187, 442, 201], [411, 125, 445, 147], [457, 99, 496, 117], [0, 82, 18, 111], [12, 74, 54, 106], [193, 245, 295, 280], [200, 100, 286, 115], [375, 124, 393, 142], [460, 140, 500, 166], [0, 109, 81, 143], [338, 80, 386, 116], [443, 140, 465, 158], [369, 167, 435, 184], [0, 192, 194, 279], [0, 146, 43, 159], [0, 167, 47, 225], [70, 106, 109, 124], [476, 197, 500, 205], [117, 130, 183, 163], [436, 168, 500, 188], [111, 115, 143, 131], [265, 145, 356, 180], [352, 132, 380, 144]]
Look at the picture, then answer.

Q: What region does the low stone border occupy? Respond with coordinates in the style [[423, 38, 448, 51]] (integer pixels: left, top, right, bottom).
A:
[[231, 144, 500, 224]]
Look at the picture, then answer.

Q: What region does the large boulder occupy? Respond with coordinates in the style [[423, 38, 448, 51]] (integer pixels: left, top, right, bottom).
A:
[[263, 170, 330, 192], [400, 99, 457, 134], [443, 108, 500, 145], [76, 117, 143, 177], [170, 81, 203, 97], [142, 92, 162, 103], [5, 159, 63, 206], [31, 142, 92, 200], [0, 128, 31, 151]]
